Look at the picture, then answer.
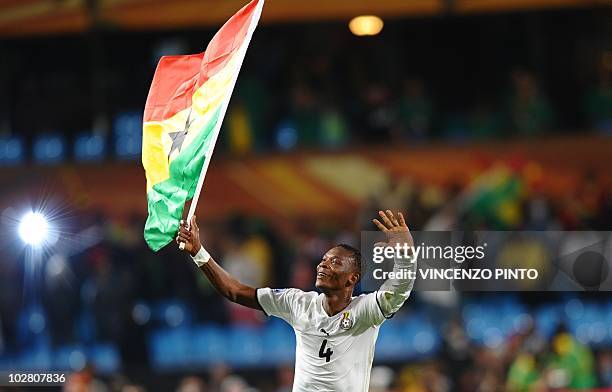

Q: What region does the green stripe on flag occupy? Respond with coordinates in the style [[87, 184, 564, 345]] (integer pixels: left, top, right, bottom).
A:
[[144, 107, 222, 251]]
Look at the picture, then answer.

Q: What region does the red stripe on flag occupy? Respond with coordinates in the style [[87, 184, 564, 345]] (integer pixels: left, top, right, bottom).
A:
[[144, 53, 204, 122], [196, 0, 258, 88], [144, 0, 260, 122]]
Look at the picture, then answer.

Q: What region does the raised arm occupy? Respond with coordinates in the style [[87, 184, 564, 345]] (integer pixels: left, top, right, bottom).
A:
[[372, 210, 417, 317], [176, 216, 261, 310]]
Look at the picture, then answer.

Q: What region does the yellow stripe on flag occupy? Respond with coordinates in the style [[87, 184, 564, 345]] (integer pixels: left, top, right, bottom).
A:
[[142, 45, 245, 191]]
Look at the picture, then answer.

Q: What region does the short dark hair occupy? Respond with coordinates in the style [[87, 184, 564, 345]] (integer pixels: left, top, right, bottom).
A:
[[335, 243, 361, 277]]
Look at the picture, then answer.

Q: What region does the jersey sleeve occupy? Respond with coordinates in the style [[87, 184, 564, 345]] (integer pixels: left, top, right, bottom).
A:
[[376, 254, 417, 321], [361, 255, 417, 326], [256, 287, 304, 324]]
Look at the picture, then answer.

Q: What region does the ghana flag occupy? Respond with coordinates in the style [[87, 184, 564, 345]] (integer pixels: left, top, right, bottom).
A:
[[142, 0, 264, 251]]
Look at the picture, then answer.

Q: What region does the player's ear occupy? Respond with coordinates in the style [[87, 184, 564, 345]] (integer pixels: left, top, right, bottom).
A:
[[347, 272, 360, 286]]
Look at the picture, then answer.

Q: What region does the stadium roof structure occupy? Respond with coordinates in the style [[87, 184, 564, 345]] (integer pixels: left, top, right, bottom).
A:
[[0, 0, 608, 37]]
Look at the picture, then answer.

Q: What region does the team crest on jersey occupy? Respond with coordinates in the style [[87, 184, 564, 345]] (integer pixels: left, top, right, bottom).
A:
[[339, 312, 353, 330]]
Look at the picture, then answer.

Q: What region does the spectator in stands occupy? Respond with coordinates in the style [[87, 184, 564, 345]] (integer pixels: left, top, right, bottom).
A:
[[64, 365, 109, 392], [236, 76, 271, 150], [368, 366, 395, 392], [547, 332, 597, 389], [441, 317, 471, 382], [598, 351, 612, 387], [226, 101, 254, 156], [42, 254, 78, 346], [0, 258, 21, 353], [506, 70, 554, 136], [373, 173, 412, 213], [275, 366, 295, 392], [121, 385, 147, 392], [220, 237, 266, 324], [506, 352, 541, 391], [468, 102, 502, 140], [359, 82, 397, 142], [397, 78, 434, 141], [85, 247, 131, 343], [288, 83, 321, 147], [219, 375, 251, 392], [585, 57, 612, 133], [208, 363, 232, 392], [176, 376, 208, 392], [318, 100, 350, 149]]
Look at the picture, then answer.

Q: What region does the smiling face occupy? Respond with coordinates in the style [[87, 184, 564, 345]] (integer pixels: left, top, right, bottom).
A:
[[315, 245, 361, 291]]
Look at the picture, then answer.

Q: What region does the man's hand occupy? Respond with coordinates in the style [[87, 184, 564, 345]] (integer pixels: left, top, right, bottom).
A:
[[373, 210, 414, 248], [176, 215, 202, 257]]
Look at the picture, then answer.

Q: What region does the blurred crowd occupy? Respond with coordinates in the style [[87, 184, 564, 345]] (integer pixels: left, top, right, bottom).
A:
[[2, 11, 612, 157], [59, 335, 612, 392], [226, 62, 612, 154], [1, 156, 611, 390], [58, 300, 612, 392]]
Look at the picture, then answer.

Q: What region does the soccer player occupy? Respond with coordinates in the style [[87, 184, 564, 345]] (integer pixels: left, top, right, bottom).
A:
[[176, 210, 416, 392]]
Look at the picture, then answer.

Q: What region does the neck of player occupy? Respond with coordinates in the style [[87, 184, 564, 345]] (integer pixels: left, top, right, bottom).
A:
[[322, 289, 352, 316]]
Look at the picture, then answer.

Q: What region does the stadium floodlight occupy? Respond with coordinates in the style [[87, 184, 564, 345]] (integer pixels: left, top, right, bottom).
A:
[[349, 15, 384, 36], [18, 212, 49, 246]]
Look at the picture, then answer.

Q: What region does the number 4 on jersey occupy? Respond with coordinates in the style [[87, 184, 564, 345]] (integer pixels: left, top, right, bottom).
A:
[[319, 339, 333, 362]]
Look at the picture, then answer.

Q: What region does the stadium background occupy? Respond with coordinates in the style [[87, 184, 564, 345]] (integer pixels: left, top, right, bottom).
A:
[[1, 0, 612, 390]]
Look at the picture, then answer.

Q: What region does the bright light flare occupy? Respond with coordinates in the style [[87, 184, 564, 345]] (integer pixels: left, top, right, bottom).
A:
[[18, 212, 49, 246], [349, 15, 384, 36]]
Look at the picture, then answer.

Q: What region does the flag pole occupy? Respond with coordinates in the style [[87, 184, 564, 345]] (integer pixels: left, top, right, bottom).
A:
[[183, 0, 264, 233]]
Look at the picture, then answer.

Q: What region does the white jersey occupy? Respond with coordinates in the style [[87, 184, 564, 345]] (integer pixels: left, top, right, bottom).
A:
[[256, 257, 416, 392]]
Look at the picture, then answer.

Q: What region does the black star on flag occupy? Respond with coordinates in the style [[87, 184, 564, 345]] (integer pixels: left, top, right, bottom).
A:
[[168, 111, 195, 158]]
